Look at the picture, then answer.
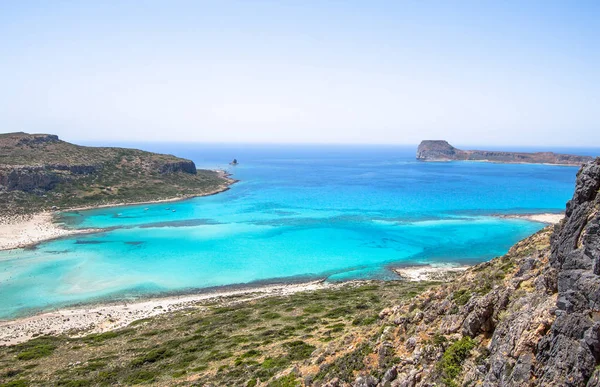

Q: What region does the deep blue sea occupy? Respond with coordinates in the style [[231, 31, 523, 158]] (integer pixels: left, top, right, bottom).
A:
[[0, 144, 596, 319]]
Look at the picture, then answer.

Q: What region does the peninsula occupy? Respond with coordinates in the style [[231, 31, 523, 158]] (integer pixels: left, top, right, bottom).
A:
[[416, 140, 593, 166], [0, 132, 235, 249], [0, 132, 234, 216]]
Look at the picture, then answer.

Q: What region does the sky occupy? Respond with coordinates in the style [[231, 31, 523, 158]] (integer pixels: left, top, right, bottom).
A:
[[0, 1, 598, 146]]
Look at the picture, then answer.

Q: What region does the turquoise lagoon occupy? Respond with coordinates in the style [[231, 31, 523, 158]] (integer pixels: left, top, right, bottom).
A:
[[0, 144, 589, 319]]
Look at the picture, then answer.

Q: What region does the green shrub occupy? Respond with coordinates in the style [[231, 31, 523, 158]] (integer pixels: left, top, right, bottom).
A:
[[303, 305, 325, 314], [269, 374, 301, 387], [283, 340, 316, 360], [16, 344, 54, 361], [83, 329, 133, 344], [56, 380, 89, 387], [314, 342, 372, 382], [0, 381, 29, 387], [241, 349, 261, 358], [261, 357, 289, 370], [351, 315, 378, 326], [437, 336, 476, 386], [130, 347, 173, 367], [124, 370, 157, 384], [452, 289, 471, 306], [433, 333, 448, 348]]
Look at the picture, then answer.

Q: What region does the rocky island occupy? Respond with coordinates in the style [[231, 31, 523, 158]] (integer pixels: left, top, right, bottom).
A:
[[417, 140, 593, 166], [0, 132, 235, 249]]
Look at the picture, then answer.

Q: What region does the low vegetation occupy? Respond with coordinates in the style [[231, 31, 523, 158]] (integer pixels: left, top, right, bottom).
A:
[[0, 281, 434, 386], [436, 336, 476, 386], [0, 132, 232, 215]]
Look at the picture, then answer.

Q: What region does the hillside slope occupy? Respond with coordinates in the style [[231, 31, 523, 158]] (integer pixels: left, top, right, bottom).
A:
[[358, 158, 600, 386], [0, 132, 233, 214]]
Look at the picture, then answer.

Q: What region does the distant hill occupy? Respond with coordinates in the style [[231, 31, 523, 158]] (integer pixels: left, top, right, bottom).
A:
[[0, 132, 233, 214], [416, 140, 593, 166]]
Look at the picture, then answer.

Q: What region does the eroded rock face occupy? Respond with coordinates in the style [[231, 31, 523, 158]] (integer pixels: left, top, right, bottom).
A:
[[416, 140, 461, 161], [0, 165, 98, 192], [0, 167, 63, 191], [535, 159, 600, 386], [158, 160, 197, 174]]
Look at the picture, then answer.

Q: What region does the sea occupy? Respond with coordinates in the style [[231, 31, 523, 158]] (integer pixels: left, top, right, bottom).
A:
[[0, 143, 597, 319]]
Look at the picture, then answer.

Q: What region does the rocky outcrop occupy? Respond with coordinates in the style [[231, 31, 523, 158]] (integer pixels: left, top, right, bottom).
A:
[[416, 140, 462, 161], [0, 165, 98, 192], [0, 167, 63, 191], [535, 158, 600, 386], [157, 160, 197, 174], [416, 140, 593, 166], [16, 133, 59, 146]]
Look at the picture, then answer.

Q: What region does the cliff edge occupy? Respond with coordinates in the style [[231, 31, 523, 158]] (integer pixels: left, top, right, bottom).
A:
[[417, 140, 593, 166], [0, 132, 234, 214], [356, 158, 600, 386]]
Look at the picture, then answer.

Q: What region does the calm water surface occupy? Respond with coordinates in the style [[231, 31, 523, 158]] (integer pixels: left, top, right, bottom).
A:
[[0, 144, 591, 318]]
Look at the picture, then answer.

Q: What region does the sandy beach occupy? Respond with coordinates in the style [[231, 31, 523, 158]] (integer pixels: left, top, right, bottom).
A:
[[0, 213, 99, 251], [0, 280, 333, 346], [497, 213, 564, 224], [392, 265, 468, 282], [0, 170, 236, 251]]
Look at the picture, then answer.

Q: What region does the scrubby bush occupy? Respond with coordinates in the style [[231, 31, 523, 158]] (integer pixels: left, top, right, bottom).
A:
[[437, 336, 476, 386]]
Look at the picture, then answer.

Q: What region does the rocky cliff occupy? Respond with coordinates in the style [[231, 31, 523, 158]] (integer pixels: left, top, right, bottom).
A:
[[536, 159, 600, 386], [0, 132, 232, 214], [327, 158, 600, 387], [417, 140, 593, 166]]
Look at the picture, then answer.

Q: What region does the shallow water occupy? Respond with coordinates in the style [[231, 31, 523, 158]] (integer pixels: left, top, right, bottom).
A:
[[0, 144, 589, 318]]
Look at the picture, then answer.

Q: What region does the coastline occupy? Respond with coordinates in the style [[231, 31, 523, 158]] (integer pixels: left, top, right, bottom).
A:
[[0, 262, 474, 346], [0, 170, 236, 251], [0, 213, 100, 252], [0, 280, 334, 346], [392, 264, 468, 282], [495, 212, 564, 224], [419, 159, 584, 167]]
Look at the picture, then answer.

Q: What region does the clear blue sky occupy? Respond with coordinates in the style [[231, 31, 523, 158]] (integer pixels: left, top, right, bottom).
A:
[[1, 1, 598, 146]]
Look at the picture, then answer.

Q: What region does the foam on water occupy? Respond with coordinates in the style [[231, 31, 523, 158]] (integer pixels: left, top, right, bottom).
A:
[[0, 144, 586, 319]]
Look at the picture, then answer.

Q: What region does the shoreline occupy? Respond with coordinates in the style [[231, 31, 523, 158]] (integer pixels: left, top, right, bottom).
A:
[[0, 263, 472, 346], [495, 212, 564, 224], [63, 170, 237, 212], [0, 213, 100, 252], [392, 264, 469, 282], [0, 280, 335, 346], [418, 158, 587, 167], [0, 170, 236, 251]]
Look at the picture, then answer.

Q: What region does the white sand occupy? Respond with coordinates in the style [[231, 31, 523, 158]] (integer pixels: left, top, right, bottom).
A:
[[0, 213, 98, 251], [499, 213, 564, 224], [393, 265, 468, 282], [0, 170, 235, 251], [0, 280, 333, 346]]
